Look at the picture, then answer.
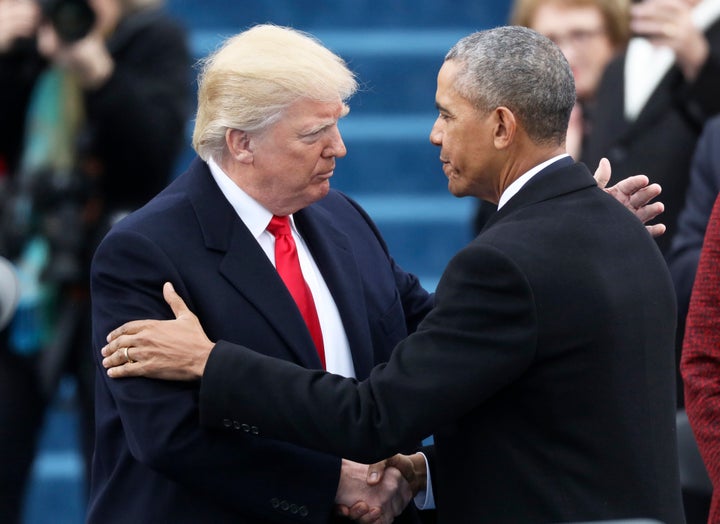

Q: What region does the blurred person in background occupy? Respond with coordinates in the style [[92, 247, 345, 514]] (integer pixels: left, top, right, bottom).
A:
[[584, 0, 720, 256], [582, 3, 720, 455], [474, 0, 630, 233], [681, 192, 720, 524], [0, 0, 191, 521]]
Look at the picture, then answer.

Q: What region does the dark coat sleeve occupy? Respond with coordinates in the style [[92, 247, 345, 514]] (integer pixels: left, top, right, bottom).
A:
[[199, 242, 537, 464]]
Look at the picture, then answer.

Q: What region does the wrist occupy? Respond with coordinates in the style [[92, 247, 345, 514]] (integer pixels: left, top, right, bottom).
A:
[[409, 453, 428, 494]]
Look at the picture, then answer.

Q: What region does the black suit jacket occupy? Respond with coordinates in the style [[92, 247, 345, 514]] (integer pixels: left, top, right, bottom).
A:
[[88, 158, 433, 523], [197, 159, 685, 524], [583, 19, 720, 255]]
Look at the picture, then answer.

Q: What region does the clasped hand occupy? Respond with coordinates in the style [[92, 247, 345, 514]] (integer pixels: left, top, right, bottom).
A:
[[335, 454, 427, 523]]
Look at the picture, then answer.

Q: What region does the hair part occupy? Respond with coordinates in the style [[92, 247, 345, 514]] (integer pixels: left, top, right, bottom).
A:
[[445, 26, 576, 146], [192, 24, 358, 162]]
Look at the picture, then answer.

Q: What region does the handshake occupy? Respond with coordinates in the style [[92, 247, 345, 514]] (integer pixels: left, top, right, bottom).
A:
[[336, 453, 428, 524]]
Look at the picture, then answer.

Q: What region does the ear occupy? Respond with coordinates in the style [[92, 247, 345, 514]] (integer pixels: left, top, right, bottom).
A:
[[225, 128, 254, 164], [491, 107, 517, 150]]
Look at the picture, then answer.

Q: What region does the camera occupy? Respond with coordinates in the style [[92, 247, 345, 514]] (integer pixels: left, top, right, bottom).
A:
[[43, 0, 96, 43]]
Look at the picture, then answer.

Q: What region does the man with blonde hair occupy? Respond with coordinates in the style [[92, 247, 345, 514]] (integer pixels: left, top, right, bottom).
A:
[[88, 24, 426, 524]]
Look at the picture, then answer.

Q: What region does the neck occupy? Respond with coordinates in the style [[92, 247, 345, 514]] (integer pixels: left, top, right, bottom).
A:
[[493, 144, 566, 202]]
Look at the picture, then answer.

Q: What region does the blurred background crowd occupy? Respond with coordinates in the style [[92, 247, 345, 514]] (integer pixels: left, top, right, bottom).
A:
[[2, 0, 720, 522]]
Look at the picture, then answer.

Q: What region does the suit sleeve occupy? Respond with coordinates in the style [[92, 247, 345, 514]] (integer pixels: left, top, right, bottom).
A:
[[681, 194, 720, 493], [199, 242, 538, 463], [92, 228, 342, 523]]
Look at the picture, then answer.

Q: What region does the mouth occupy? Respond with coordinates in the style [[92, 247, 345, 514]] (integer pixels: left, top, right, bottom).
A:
[[316, 167, 335, 179]]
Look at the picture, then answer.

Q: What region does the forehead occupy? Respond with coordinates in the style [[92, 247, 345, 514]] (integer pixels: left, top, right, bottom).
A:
[[436, 61, 472, 109], [281, 97, 346, 126], [531, 4, 605, 31]]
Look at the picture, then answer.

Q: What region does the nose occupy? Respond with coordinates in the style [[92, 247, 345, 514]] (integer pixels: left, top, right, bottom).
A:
[[429, 117, 443, 146], [324, 126, 347, 158]]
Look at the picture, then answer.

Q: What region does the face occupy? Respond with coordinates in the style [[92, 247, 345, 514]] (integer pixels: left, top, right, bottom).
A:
[[242, 97, 348, 215], [531, 4, 615, 101], [429, 60, 500, 201]]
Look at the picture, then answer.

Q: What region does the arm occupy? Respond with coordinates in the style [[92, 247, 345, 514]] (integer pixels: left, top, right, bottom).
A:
[[104, 242, 537, 463], [681, 194, 720, 492]]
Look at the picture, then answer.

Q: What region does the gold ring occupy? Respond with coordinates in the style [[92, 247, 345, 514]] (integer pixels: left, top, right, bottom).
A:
[[123, 347, 135, 364]]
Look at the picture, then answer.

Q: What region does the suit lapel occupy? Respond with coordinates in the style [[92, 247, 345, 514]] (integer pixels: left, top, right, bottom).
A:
[[186, 159, 324, 369], [295, 203, 375, 379], [484, 158, 595, 231]]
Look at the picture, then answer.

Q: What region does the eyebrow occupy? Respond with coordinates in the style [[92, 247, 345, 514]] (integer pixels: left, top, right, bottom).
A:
[[301, 105, 350, 135], [436, 101, 451, 114]]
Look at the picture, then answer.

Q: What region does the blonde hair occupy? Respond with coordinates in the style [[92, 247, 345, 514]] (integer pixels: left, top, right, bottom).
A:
[[510, 0, 631, 48], [192, 24, 358, 162]]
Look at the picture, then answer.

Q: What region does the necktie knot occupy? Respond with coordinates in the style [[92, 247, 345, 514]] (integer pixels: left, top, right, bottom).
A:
[[267, 215, 291, 238]]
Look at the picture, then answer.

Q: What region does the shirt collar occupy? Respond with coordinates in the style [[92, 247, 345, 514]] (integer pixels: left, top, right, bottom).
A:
[[207, 157, 298, 238], [497, 154, 570, 210]]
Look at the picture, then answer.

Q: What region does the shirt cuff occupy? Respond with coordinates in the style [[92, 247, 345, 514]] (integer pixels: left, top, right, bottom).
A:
[[412, 452, 435, 510]]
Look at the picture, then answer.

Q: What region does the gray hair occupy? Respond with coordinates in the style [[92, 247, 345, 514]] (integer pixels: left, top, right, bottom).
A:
[[192, 24, 358, 162], [445, 25, 575, 146]]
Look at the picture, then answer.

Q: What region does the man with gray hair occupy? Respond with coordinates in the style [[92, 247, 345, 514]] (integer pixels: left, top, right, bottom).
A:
[[101, 26, 685, 522]]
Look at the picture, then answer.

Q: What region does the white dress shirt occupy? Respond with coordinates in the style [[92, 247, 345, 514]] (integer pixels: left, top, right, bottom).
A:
[[207, 157, 355, 377], [624, 0, 720, 121]]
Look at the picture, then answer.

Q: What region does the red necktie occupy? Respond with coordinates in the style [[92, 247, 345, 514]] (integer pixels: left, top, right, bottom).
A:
[[267, 215, 326, 368]]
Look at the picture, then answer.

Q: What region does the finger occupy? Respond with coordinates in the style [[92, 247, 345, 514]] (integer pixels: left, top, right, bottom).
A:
[[592, 157, 611, 189], [102, 346, 131, 369], [348, 501, 371, 520], [628, 183, 662, 210], [646, 223, 666, 238], [106, 319, 155, 343], [366, 460, 387, 486], [163, 282, 191, 319], [106, 360, 144, 379], [613, 174, 651, 198], [334, 504, 350, 517], [356, 507, 382, 524], [634, 201, 664, 225]]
